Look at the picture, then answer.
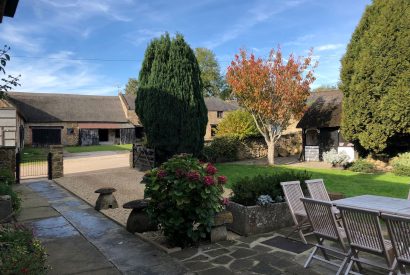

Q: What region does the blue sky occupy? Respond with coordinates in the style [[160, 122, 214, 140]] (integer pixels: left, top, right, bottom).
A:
[[1, 0, 371, 95]]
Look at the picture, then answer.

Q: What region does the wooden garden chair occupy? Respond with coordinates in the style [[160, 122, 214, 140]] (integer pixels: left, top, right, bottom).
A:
[[382, 213, 410, 275], [281, 181, 312, 244], [306, 179, 341, 219], [301, 198, 351, 275], [338, 205, 397, 274]]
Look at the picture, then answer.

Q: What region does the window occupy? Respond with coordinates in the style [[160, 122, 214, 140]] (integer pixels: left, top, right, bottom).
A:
[[115, 129, 120, 138], [217, 111, 223, 118], [211, 124, 218, 137], [67, 128, 74, 135]]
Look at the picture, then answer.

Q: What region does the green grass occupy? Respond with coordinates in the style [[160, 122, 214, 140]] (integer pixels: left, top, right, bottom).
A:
[[64, 144, 132, 153], [20, 147, 49, 162], [216, 164, 410, 199]]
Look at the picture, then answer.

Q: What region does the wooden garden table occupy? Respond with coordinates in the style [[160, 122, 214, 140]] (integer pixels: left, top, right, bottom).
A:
[[332, 194, 410, 217]]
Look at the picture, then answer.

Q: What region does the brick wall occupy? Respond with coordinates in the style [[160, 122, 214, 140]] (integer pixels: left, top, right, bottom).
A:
[[0, 147, 16, 179]]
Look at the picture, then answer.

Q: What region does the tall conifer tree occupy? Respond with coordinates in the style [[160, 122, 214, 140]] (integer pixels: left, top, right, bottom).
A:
[[136, 34, 207, 162], [340, 0, 410, 155]]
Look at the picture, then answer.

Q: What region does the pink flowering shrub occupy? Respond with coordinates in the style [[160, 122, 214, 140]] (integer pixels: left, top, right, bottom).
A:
[[144, 154, 228, 246]]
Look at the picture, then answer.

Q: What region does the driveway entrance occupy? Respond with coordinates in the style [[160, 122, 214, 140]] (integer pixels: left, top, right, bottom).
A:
[[64, 151, 130, 175]]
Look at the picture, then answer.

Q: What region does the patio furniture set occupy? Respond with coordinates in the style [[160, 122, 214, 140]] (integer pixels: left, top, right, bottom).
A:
[[281, 179, 410, 275]]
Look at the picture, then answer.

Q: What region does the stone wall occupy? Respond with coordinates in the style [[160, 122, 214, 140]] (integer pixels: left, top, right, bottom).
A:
[[50, 145, 63, 179], [237, 133, 302, 160], [0, 147, 16, 179]]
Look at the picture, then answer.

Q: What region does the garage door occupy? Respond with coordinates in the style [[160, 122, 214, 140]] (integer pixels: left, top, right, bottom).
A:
[[32, 128, 61, 146]]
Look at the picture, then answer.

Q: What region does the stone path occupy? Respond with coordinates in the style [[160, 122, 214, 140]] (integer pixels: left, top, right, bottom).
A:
[[172, 232, 336, 275], [13, 180, 187, 275]]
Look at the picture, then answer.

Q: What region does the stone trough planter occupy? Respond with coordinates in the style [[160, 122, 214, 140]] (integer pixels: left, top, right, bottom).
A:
[[226, 201, 293, 236]]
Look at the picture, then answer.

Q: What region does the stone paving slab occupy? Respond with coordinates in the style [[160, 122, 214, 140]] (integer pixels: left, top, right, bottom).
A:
[[20, 180, 187, 275], [44, 235, 116, 275], [16, 205, 61, 222]]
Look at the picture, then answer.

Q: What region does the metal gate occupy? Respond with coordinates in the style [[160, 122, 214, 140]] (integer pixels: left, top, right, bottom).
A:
[[16, 150, 52, 183]]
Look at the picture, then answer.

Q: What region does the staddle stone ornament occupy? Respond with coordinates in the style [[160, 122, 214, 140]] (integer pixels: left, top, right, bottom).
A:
[[123, 199, 157, 233], [95, 187, 118, 210]]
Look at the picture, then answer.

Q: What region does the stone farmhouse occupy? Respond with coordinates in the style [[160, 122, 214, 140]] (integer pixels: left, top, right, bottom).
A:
[[0, 92, 239, 148]]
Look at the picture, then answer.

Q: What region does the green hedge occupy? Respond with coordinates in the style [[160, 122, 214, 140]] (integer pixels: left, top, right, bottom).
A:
[[391, 152, 410, 176], [203, 136, 240, 163], [0, 184, 20, 212], [231, 170, 312, 206], [0, 168, 14, 185]]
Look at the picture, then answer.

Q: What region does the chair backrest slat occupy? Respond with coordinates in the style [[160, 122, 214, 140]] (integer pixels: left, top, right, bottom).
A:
[[339, 206, 385, 254], [306, 179, 330, 201], [301, 198, 339, 241], [382, 213, 410, 264], [407, 190, 410, 200], [280, 181, 305, 218]]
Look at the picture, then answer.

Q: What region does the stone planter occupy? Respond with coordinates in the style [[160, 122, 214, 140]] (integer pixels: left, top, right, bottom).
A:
[[226, 201, 293, 236]]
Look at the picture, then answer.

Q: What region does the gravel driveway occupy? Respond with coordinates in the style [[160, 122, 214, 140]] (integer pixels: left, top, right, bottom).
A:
[[55, 167, 146, 225]]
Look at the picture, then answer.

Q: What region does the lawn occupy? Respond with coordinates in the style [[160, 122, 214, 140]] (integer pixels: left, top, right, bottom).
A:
[[21, 144, 132, 161], [216, 164, 410, 199], [20, 147, 49, 162], [64, 144, 132, 153]]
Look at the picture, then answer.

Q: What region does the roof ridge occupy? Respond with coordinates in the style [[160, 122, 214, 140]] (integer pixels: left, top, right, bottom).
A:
[[8, 91, 118, 98]]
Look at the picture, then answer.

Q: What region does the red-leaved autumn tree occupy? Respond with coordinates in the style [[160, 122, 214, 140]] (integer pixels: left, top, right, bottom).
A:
[[226, 48, 317, 165]]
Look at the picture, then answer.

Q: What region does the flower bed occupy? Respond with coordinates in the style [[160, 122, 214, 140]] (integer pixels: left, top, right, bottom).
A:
[[0, 224, 48, 274]]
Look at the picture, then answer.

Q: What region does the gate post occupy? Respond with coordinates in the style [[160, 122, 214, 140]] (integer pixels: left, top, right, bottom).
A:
[[15, 151, 20, 184], [47, 152, 52, 180], [49, 145, 64, 179]]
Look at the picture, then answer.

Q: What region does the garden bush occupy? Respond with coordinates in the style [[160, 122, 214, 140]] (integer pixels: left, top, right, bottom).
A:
[[348, 159, 376, 173], [144, 154, 227, 247], [323, 149, 350, 167], [0, 184, 20, 212], [231, 170, 312, 206], [0, 168, 14, 185], [0, 224, 48, 274], [391, 152, 410, 176], [202, 136, 240, 163], [216, 109, 260, 140]]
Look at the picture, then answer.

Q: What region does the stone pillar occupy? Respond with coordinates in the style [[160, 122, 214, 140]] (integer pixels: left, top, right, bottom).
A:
[[50, 145, 64, 179], [0, 147, 16, 180]]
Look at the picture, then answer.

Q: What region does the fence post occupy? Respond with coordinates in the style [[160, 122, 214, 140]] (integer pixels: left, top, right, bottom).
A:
[[48, 152, 52, 180], [15, 151, 20, 184]]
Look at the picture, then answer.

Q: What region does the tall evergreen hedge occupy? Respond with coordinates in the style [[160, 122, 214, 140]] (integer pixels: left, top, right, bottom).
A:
[[135, 34, 208, 162], [340, 0, 410, 155]]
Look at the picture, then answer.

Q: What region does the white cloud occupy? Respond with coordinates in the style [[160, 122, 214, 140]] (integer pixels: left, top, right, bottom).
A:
[[1, 25, 43, 53], [7, 51, 118, 95], [316, 43, 345, 52]]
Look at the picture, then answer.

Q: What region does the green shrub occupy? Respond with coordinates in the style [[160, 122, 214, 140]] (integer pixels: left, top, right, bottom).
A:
[[231, 170, 312, 206], [391, 152, 410, 176], [216, 109, 260, 140], [144, 154, 227, 247], [0, 184, 20, 211], [0, 168, 14, 185], [348, 159, 376, 173], [0, 224, 48, 274], [203, 136, 240, 163]]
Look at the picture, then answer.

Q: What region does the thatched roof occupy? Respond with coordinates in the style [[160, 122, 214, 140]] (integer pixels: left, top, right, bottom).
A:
[[122, 94, 238, 112], [297, 90, 343, 129], [8, 92, 129, 123]]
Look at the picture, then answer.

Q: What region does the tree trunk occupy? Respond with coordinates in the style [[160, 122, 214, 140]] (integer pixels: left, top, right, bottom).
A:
[[267, 141, 275, 165]]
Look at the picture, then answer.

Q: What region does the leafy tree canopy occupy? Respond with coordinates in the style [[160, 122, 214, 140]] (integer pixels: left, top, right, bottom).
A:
[[216, 109, 260, 140], [0, 45, 20, 99], [125, 78, 138, 95], [340, 0, 410, 155], [194, 47, 223, 97]]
